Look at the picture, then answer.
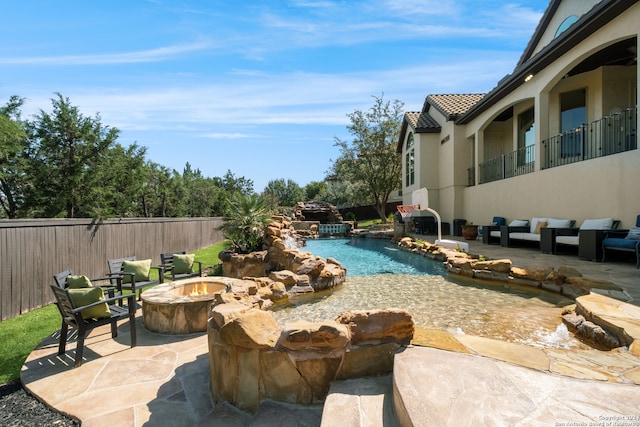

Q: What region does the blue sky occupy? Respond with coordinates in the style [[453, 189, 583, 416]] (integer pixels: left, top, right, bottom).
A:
[[1, 0, 549, 192]]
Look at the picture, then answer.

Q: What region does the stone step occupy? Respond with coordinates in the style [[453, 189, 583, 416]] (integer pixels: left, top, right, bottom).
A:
[[393, 346, 640, 426], [320, 374, 399, 427]]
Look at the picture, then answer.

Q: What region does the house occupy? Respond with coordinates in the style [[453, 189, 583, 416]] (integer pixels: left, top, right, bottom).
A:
[[397, 0, 639, 231]]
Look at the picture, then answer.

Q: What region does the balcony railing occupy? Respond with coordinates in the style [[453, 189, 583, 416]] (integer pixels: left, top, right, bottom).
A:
[[542, 107, 637, 169], [474, 145, 536, 185], [467, 107, 638, 186]]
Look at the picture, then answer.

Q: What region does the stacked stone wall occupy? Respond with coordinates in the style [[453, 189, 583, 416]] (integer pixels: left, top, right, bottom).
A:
[[208, 303, 413, 413]]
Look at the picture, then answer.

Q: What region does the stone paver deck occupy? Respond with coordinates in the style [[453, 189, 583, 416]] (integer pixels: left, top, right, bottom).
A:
[[21, 237, 640, 426]]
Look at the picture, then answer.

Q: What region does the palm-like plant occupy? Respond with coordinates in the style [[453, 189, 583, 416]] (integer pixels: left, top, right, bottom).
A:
[[218, 193, 272, 253]]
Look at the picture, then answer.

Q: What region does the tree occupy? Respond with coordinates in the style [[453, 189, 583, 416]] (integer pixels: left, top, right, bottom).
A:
[[304, 180, 329, 201], [218, 193, 272, 253], [262, 178, 305, 210], [181, 162, 228, 217], [89, 142, 148, 218], [26, 93, 121, 218], [332, 94, 403, 222], [0, 96, 28, 218]]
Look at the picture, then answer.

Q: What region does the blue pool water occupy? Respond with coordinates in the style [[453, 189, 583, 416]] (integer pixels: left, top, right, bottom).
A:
[[303, 238, 446, 276], [271, 237, 588, 349]]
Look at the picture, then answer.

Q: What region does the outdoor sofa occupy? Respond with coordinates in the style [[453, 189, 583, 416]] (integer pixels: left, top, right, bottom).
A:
[[500, 217, 574, 248], [540, 217, 619, 260]]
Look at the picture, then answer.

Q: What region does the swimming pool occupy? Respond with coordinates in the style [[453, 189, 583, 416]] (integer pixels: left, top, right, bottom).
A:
[[271, 238, 588, 349], [303, 237, 446, 276]]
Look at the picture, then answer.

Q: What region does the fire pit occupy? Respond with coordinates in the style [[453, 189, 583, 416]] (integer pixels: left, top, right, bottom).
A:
[[141, 277, 230, 334]]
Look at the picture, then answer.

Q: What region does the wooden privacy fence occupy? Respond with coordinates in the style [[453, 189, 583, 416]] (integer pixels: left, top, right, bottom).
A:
[[0, 217, 224, 321]]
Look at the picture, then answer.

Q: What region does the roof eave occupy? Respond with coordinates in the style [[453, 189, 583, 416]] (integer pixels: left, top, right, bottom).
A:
[[457, 0, 635, 125]]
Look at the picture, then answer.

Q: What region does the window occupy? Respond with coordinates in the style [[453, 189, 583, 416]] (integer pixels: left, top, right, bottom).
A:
[[517, 107, 535, 165], [405, 133, 415, 187], [560, 89, 586, 157], [555, 15, 578, 38]]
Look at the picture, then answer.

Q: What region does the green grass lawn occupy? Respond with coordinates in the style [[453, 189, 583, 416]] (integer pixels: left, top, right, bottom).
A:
[[0, 241, 230, 384]]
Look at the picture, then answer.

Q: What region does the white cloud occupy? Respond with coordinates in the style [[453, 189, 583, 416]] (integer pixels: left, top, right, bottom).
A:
[[202, 132, 255, 139], [0, 40, 214, 65]]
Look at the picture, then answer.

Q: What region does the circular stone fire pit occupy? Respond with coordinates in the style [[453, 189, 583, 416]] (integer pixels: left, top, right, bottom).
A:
[[141, 277, 230, 334]]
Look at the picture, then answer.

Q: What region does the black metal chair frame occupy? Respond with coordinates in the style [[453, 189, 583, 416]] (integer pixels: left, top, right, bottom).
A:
[[50, 284, 137, 367], [53, 268, 121, 299], [107, 256, 163, 301], [160, 251, 203, 281]]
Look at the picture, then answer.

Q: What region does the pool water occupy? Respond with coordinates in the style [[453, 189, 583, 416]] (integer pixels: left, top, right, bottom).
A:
[[303, 238, 446, 276], [271, 238, 590, 349]]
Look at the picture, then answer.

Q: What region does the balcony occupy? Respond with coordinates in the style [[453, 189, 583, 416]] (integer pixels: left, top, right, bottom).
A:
[[467, 107, 637, 186], [542, 107, 637, 169], [471, 145, 536, 185]]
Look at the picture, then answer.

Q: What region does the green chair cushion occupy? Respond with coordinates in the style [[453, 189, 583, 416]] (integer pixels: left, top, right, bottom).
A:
[[68, 287, 111, 320], [66, 275, 92, 289], [173, 253, 195, 274], [122, 259, 152, 283]]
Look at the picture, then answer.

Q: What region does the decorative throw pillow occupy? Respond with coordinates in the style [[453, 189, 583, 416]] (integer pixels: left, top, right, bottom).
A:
[[66, 275, 92, 289], [122, 259, 152, 283], [529, 218, 548, 233], [534, 221, 548, 234], [626, 227, 640, 240], [68, 287, 111, 320], [173, 253, 195, 274], [509, 220, 528, 227]]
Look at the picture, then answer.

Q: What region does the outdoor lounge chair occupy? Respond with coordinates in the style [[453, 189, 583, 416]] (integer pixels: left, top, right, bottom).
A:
[[160, 251, 203, 281], [107, 256, 163, 301], [481, 216, 506, 244], [602, 215, 640, 268], [50, 283, 137, 367]]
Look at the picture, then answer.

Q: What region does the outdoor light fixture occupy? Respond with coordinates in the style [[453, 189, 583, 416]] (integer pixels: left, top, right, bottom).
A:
[[524, 73, 534, 82]]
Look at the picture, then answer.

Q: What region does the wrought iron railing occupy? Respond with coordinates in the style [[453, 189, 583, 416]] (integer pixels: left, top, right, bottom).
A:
[[542, 107, 637, 169], [476, 145, 536, 184]]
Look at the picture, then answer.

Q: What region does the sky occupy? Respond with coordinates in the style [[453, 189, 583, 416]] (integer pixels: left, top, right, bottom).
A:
[[0, 0, 550, 192]]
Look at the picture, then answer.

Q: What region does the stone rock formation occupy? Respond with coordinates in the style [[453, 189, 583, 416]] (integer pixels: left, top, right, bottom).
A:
[[220, 216, 347, 297], [207, 303, 414, 413], [292, 201, 343, 223]]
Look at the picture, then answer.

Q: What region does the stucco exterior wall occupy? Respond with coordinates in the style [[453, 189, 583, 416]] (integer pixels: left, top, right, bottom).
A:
[[403, 3, 639, 228], [462, 149, 640, 228]]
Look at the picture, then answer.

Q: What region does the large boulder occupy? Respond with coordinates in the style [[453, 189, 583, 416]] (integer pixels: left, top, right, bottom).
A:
[[336, 309, 414, 345], [219, 309, 281, 349], [279, 320, 350, 352]]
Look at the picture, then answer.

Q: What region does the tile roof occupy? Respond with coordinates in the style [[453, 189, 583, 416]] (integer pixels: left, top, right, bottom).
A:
[[405, 111, 441, 132], [427, 94, 485, 120]]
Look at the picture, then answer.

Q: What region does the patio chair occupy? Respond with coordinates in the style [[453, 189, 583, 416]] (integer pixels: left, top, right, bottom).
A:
[[107, 256, 163, 301], [540, 218, 619, 259], [602, 215, 640, 268], [160, 251, 203, 281], [50, 284, 137, 367], [481, 216, 506, 244], [53, 268, 121, 298]]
